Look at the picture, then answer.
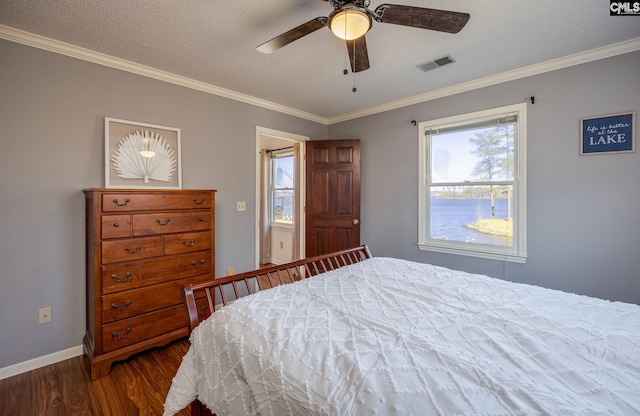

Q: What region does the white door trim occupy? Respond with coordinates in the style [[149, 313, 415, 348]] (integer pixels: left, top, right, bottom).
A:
[[255, 126, 308, 268]]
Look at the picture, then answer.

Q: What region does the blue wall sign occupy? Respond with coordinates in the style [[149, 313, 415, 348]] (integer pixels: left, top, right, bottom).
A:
[[580, 111, 636, 155]]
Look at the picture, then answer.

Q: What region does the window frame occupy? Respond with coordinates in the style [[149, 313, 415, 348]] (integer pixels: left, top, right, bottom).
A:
[[270, 150, 295, 227], [417, 103, 527, 263]]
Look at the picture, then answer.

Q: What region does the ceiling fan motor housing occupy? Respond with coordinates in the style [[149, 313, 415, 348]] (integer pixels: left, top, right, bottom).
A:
[[327, 0, 371, 9]]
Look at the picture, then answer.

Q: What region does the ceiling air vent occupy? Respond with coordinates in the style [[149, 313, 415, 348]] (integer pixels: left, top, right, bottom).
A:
[[417, 55, 455, 72]]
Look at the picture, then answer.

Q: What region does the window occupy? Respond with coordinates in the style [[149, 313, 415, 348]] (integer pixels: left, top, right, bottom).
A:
[[271, 151, 294, 225], [418, 103, 527, 262]]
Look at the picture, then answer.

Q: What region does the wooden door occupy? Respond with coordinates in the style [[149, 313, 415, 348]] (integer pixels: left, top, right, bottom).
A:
[[305, 140, 361, 257]]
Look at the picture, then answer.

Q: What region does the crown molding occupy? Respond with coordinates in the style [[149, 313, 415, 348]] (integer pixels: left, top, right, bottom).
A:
[[327, 37, 640, 124], [2, 25, 638, 126], [0, 25, 329, 125]]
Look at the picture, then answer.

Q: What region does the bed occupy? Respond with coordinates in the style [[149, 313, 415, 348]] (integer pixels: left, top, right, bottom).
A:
[[163, 245, 640, 415]]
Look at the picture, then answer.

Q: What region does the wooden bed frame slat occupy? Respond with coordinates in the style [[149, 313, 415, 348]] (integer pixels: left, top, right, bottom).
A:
[[182, 245, 371, 333], [179, 245, 372, 416]]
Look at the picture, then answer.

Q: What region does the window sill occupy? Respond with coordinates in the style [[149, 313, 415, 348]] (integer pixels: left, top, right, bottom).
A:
[[270, 223, 293, 231], [417, 242, 527, 264]]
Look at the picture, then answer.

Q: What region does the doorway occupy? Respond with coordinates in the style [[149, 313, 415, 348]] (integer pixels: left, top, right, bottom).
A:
[[255, 127, 308, 268]]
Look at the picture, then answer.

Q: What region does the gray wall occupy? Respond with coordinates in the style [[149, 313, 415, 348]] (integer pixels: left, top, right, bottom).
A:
[[1, 37, 639, 371], [329, 51, 640, 305], [0, 39, 326, 368]]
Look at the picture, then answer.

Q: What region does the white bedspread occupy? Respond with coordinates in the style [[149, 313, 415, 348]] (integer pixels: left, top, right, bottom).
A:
[[164, 257, 640, 415]]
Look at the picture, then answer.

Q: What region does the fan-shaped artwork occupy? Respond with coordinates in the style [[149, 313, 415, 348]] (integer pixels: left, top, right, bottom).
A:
[[112, 130, 177, 183]]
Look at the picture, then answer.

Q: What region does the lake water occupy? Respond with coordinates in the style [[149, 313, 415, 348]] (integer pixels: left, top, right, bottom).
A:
[[430, 198, 511, 246]]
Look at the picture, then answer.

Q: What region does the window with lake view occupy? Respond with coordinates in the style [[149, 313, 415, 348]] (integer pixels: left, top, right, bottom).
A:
[[418, 103, 527, 262], [271, 152, 294, 225]]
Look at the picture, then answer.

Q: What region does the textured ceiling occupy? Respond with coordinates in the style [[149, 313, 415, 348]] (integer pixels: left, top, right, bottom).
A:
[[1, 0, 639, 121]]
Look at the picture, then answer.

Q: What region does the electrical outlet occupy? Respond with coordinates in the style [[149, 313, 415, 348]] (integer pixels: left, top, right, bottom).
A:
[[226, 267, 234, 276], [39, 307, 52, 324], [236, 201, 246, 212], [280, 241, 284, 249]]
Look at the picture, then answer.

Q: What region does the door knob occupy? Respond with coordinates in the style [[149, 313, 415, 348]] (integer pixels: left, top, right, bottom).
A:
[[352, 219, 359, 225]]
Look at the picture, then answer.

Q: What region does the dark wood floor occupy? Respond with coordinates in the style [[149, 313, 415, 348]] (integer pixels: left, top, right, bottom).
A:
[[0, 338, 192, 416]]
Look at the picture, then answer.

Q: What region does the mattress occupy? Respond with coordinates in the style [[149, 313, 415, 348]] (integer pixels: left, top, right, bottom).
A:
[[164, 257, 640, 415]]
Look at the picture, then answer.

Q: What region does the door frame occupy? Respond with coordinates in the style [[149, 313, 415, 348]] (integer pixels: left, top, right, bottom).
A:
[[255, 126, 309, 268]]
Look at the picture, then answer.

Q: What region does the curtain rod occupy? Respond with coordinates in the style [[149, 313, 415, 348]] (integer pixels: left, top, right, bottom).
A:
[[265, 146, 294, 153]]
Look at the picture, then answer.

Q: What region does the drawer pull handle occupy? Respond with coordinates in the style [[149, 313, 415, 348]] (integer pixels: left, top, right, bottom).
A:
[[111, 328, 132, 340], [111, 300, 132, 311], [199, 217, 205, 222], [112, 198, 130, 207], [125, 245, 142, 254], [111, 272, 132, 283], [191, 259, 206, 268], [192, 198, 206, 205], [155, 218, 171, 226], [113, 223, 119, 227], [182, 239, 196, 247]]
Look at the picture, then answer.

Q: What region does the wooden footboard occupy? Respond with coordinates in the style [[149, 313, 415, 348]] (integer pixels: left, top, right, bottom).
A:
[[180, 245, 372, 416]]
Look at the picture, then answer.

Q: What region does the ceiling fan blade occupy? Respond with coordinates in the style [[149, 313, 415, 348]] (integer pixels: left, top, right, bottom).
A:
[[346, 36, 370, 73], [257, 17, 328, 53], [375, 4, 470, 34]]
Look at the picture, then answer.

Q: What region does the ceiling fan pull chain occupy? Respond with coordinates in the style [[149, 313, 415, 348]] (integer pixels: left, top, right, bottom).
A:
[[343, 12, 349, 76], [343, 34, 349, 76], [344, 10, 348, 40], [352, 39, 357, 92]]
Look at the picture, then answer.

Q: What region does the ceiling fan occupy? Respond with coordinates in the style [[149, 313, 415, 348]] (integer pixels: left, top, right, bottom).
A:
[[256, 0, 470, 73]]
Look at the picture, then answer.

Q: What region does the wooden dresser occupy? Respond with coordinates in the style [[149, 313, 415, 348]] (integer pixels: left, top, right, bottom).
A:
[[84, 188, 216, 379]]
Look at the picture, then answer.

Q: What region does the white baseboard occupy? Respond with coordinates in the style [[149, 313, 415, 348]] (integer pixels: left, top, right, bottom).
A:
[[0, 344, 83, 380]]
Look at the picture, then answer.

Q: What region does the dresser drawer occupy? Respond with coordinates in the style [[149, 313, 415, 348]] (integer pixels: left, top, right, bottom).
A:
[[164, 231, 212, 255], [191, 210, 212, 231], [101, 251, 213, 294], [102, 236, 163, 264], [102, 193, 213, 212], [101, 215, 131, 239], [132, 212, 191, 236], [101, 305, 187, 353], [102, 274, 213, 323]]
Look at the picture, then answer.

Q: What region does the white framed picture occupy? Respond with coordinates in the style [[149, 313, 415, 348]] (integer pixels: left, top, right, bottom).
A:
[[105, 117, 182, 189]]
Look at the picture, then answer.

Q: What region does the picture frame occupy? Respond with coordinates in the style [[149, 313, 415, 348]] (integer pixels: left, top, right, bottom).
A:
[[580, 111, 635, 156], [105, 117, 182, 189]]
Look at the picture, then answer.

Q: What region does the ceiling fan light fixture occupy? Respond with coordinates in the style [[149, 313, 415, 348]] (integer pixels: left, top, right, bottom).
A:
[[329, 7, 372, 40]]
